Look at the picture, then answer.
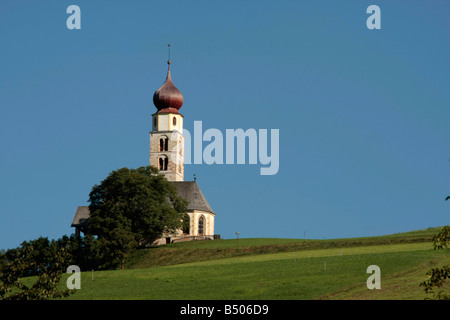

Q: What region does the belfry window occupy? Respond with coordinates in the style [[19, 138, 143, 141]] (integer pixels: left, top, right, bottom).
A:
[[159, 156, 168, 171], [198, 216, 205, 235], [173, 117, 177, 126], [159, 136, 169, 152]]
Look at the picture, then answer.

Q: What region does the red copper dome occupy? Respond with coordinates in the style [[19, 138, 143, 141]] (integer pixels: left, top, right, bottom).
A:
[[153, 61, 183, 112]]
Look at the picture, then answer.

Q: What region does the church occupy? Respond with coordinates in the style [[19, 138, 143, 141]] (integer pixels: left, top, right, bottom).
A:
[[71, 57, 217, 245]]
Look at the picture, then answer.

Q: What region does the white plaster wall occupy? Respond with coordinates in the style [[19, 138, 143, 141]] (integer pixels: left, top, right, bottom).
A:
[[187, 211, 215, 236]]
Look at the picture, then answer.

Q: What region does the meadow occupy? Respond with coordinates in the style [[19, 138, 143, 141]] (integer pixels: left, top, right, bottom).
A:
[[59, 227, 450, 300]]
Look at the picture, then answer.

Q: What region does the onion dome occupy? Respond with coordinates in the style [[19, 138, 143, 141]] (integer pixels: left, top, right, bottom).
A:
[[153, 60, 183, 113]]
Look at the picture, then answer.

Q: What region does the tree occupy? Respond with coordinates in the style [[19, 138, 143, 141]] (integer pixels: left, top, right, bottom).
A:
[[420, 196, 450, 300], [66, 234, 104, 271], [420, 266, 450, 300], [182, 213, 190, 235], [0, 237, 74, 300], [432, 226, 450, 250], [87, 166, 188, 269]]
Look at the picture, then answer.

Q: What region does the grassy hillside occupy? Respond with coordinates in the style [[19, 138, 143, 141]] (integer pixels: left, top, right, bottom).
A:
[[58, 226, 449, 300], [125, 227, 441, 269]]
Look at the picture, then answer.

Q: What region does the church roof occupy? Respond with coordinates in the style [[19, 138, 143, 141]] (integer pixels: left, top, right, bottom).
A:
[[171, 181, 214, 214], [71, 180, 214, 227], [71, 206, 90, 227]]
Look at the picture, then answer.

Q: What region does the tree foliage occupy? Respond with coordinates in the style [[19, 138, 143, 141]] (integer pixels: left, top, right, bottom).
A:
[[432, 225, 450, 250], [66, 234, 105, 271], [420, 225, 450, 300], [420, 266, 450, 300], [420, 195, 450, 299], [87, 166, 188, 269], [0, 237, 74, 300]]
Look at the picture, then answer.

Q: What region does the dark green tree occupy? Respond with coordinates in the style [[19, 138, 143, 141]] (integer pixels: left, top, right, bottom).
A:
[[0, 237, 74, 300], [182, 213, 190, 235], [66, 234, 104, 271], [420, 196, 450, 300], [87, 166, 188, 269], [432, 226, 450, 250], [421, 266, 450, 300]]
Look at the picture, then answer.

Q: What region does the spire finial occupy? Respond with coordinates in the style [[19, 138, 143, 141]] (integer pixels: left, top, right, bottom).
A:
[[153, 43, 183, 111], [167, 44, 171, 65]]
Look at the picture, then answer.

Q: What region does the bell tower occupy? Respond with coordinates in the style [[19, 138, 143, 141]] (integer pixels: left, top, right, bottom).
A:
[[150, 58, 184, 181]]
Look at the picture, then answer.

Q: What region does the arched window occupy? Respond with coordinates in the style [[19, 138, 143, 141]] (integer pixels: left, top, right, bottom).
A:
[[173, 117, 177, 126], [159, 156, 168, 171], [198, 216, 205, 235], [159, 136, 169, 152]]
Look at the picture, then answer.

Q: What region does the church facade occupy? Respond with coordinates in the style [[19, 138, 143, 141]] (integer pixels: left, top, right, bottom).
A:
[[71, 58, 216, 245]]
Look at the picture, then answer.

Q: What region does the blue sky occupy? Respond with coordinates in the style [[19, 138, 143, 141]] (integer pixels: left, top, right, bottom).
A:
[[0, 0, 448, 250]]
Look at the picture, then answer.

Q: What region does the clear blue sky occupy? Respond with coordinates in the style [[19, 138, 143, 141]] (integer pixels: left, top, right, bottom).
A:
[[1, 0, 448, 250]]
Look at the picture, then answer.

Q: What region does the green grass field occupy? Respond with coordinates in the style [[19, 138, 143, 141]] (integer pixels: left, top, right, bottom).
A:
[[57, 227, 450, 300]]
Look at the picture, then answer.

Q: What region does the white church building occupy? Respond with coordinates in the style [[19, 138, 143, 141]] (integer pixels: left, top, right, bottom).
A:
[[71, 58, 217, 245]]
